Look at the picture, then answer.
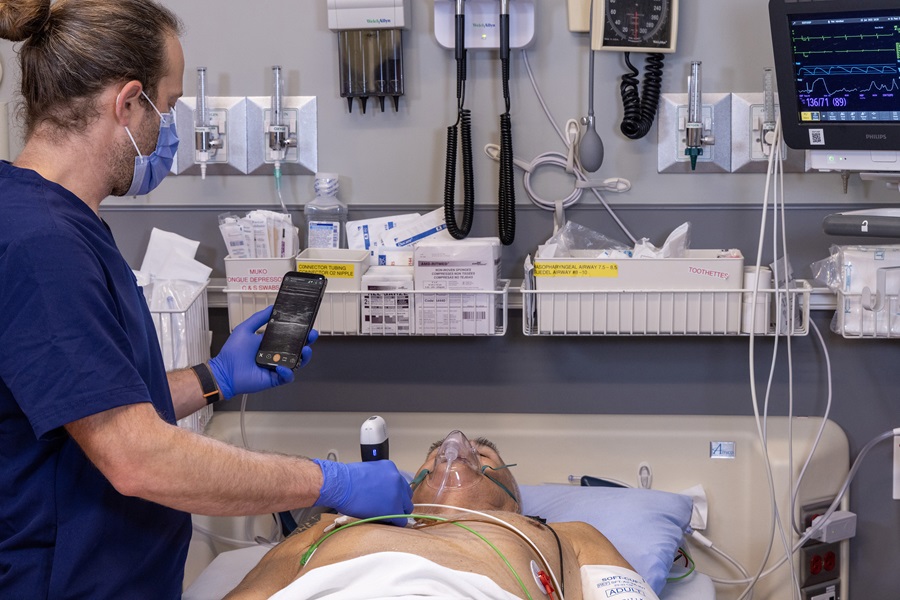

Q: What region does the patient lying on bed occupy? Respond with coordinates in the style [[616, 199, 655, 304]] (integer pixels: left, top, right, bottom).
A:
[[224, 430, 660, 600]]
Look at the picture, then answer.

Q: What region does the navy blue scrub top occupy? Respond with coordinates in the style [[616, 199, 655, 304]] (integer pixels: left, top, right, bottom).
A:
[[0, 161, 190, 598]]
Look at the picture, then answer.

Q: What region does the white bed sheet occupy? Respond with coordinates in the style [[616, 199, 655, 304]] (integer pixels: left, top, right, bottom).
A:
[[183, 546, 716, 600]]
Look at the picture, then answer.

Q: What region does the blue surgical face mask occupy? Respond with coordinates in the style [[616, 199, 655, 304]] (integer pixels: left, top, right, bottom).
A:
[[123, 91, 179, 196]]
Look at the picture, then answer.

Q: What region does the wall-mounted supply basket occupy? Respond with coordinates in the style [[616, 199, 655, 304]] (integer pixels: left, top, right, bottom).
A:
[[521, 281, 812, 337], [835, 290, 900, 339], [147, 282, 213, 432], [224, 280, 510, 336]]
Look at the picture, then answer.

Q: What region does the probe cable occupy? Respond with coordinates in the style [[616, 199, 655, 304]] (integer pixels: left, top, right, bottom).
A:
[[619, 52, 664, 140], [443, 2, 474, 240], [497, 0, 516, 245], [739, 116, 793, 600]]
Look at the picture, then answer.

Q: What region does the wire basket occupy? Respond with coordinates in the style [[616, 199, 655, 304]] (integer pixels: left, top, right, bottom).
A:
[[521, 281, 812, 336], [835, 291, 900, 339], [224, 280, 510, 336], [148, 282, 213, 432]]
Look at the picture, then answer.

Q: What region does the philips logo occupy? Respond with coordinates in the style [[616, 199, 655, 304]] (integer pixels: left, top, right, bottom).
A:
[[866, 134, 888, 140], [367, 18, 392, 24]]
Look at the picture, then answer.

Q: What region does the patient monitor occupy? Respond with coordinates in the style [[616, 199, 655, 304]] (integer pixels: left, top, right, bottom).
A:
[[769, 0, 900, 154]]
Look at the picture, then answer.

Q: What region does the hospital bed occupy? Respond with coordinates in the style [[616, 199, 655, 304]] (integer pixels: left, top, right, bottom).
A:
[[183, 412, 850, 600]]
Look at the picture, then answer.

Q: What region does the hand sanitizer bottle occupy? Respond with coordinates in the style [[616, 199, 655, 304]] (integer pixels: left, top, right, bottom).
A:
[[304, 173, 347, 249]]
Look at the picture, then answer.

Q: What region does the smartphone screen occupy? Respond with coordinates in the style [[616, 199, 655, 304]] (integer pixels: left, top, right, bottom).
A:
[[256, 272, 327, 370]]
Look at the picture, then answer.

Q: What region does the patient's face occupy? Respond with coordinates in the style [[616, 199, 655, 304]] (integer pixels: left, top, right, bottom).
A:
[[412, 436, 520, 513]]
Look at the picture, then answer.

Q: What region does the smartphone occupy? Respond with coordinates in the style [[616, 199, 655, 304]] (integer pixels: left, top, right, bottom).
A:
[[255, 271, 327, 370]]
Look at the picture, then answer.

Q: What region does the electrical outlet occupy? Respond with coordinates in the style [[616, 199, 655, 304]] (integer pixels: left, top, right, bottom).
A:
[[799, 541, 841, 588], [731, 93, 805, 173], [801, 580, 840, 600], [658, 93, 731, 173], [173, 97, 248, 175], [800, 500, 833, 531], [246, 96, 317, 176], [567, 0, 590, 32]]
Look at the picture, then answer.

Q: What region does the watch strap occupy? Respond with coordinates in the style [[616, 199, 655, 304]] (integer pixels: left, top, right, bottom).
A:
[[191, 363, 223, 405]]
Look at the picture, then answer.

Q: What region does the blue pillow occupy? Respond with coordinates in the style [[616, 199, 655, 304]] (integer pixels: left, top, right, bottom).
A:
[[519, 485, 692, 595]]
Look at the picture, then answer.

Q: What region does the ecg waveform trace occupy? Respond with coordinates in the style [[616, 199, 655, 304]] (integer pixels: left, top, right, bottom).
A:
[[798, 64, 898, 77], [790, 16, 900, 119], [801, 76, 900, 96]]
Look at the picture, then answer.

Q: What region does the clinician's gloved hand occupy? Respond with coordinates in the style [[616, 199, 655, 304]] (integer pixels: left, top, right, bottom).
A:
[[312, 459, 413, 527], [208, 305, 317, 399]]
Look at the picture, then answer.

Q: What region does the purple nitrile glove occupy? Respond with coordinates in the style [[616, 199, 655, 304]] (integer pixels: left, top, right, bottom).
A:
[[313, 459, 414, 527], [208, 305, 318, 399]]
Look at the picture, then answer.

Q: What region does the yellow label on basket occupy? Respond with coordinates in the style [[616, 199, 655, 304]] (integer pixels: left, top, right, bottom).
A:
[[534, 262, 619, 278], [296, 263, 355, 278]]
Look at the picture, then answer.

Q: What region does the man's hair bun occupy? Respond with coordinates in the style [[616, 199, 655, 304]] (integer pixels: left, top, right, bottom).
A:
[[0, 0, 52, 42]]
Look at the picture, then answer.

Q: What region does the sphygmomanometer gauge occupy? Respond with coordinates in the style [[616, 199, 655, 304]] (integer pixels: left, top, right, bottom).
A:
[[594, 0, 679, 53]]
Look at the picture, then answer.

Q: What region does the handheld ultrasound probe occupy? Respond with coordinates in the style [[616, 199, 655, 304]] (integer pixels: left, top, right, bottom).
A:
[[361, 415, 389, 461]]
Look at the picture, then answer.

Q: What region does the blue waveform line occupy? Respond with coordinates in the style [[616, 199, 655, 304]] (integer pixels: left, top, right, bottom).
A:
[[800, 76, 900, 96], [798, 64, 899, 77]]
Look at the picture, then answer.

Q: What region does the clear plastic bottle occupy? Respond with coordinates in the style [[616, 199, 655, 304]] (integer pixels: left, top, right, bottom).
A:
[[304, 173, 347, 249]]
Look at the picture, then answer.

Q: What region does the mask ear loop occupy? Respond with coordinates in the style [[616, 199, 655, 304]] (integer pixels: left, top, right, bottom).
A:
[[123, 127, 145, 161], [122, 90, 162, 161], [482, 463, 519, 505], [140, 90, 165, 118]]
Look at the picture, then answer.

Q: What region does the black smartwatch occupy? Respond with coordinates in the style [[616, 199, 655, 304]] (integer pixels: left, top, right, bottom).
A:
[[190, 363, 223, 405]]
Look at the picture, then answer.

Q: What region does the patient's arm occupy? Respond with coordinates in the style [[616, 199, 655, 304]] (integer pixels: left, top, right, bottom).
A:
[[224, 514, 339, 600], [550, 521, 634, 570]]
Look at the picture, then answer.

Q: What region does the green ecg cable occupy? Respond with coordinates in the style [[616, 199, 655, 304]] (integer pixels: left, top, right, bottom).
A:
[[299, 513, 534, 600]]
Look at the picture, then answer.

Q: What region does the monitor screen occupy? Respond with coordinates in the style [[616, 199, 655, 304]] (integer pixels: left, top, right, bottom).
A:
[[770, 0, 900, 150]]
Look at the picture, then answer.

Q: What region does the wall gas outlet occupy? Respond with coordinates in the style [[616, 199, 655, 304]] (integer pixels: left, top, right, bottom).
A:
[[731, 93, 805, 173], [173, 97, 248, 175], [246, 96, 317, 176], [658, 93, 731, 173]]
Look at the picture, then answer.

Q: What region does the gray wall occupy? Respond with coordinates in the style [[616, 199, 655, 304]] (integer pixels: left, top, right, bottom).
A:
[[4, 0, 900, 597]]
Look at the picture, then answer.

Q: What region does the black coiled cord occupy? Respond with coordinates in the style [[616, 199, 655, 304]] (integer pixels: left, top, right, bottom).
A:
[[498, 46, 515, 246], [619, 52, 665, 140], [444, 12, 474, 240], [444, 109, 474, 239]]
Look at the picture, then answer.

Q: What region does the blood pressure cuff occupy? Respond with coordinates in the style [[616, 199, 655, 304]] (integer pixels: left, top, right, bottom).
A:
[[580, 565, 660, 600]]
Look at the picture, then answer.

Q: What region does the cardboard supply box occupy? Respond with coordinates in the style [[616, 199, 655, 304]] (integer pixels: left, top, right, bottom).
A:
[[533, 249, 745, 334], [361, 267, 415, 335], [414, 238, 501, 335], [296, 248, 369, 334], [223, 256, 296, 331]]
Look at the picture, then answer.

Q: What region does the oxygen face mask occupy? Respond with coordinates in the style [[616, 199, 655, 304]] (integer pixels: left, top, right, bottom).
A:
[[410, 431, 518, 510]]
